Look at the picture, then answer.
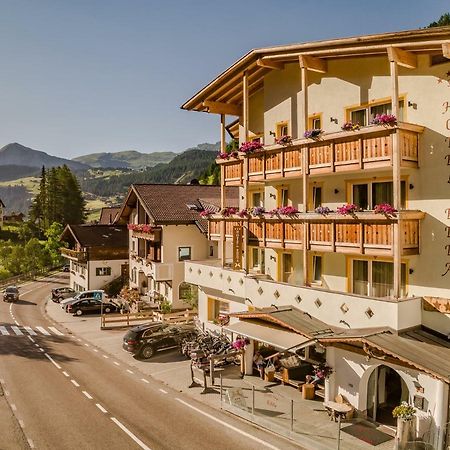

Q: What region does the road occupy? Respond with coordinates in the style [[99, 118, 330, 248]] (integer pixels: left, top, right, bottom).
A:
[[0, 273, 301, 450]]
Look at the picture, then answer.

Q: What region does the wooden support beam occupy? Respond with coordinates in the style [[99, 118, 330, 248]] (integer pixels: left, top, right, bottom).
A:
[[257, 58, 284, 70], [387, 46, 417, 69], [299, 55, 327, 73], [203, 100, 241, 116], [443, 43, 450, 59]]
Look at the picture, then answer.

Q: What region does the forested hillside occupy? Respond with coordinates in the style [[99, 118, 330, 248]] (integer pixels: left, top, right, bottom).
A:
[[0, 185, 32, 213], [79, 148, 218, 196], [0, 165, 40, 182]]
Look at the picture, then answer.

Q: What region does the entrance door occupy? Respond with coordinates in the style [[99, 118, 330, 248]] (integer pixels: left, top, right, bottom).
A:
[[367, 366, 409, 426]]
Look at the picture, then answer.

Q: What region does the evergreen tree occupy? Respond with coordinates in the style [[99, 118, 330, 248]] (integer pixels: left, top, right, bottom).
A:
[[428, 13, 450, 27]]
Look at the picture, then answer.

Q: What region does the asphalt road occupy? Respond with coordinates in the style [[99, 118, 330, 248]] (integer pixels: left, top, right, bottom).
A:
[[0, 273, 301, 450]]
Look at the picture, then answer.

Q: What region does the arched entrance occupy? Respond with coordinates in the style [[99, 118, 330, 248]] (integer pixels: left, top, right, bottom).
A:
[[367, 365, 409, 427]]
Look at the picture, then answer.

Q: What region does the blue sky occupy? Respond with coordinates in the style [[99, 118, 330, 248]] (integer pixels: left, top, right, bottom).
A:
[[0, 0, 448, 159]]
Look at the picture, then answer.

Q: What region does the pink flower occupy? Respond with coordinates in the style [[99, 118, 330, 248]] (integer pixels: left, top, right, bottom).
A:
[[239, 141, 263, 154], [336, 204, 358, 215]]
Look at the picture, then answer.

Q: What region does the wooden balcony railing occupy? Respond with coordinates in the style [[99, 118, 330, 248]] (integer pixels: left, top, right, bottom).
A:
[[216, 123, 423, 185], [60, 247, 88, 262], [208, 211, 423, 256]]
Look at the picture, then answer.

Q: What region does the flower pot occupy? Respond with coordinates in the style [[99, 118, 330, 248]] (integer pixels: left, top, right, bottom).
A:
[[396, 417, 415, 449]]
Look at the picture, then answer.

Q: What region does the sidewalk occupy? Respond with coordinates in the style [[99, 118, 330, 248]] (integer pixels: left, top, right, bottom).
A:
[[45, 300, 395, 450]]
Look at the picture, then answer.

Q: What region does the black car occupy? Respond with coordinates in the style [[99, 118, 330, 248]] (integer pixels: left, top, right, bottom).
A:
[[123, 323, 197, 359], [51, 287, 77, 302], [3, 286, 19, 303], [68, 299, 119, 316], [62, 265, 70, 272]]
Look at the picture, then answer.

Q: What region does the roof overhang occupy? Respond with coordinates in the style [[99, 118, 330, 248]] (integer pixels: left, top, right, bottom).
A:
[[60, 224, 80, 246], [181, 27, 450, 113]]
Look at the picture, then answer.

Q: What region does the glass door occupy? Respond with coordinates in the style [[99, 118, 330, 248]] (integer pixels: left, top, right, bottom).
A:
[[352, 260, 369, 295]]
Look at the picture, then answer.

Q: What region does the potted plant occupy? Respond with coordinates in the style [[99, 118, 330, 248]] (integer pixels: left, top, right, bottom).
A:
[[220, 207, 238, 217], [341, 121, 360, 131], [239, 141, 263, 154], [374, 203, 397, 216], [304, 129, 323, 139], [371, 114, 397, 126], [336, 203, 358, 216], [392, 402, 416, 449], [275, 135, 292, 146], [315, 206, 332, 216]]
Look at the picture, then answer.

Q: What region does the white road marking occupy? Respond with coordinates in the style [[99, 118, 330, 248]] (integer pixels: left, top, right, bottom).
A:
[[39, 348, 45, 352], [27, 336, 35, 343], [48, 327, 64, 336], [34, 343, 39, 347], [113, 362, 120, 366], [36, 326, 50, 336], [44, 353, 61, 369], [19, 419, 24, 428], [96, 403, 108, 413], [93, 349, 99, 352], [141, 379, 149, 384], [102, 355, 109, 359], [0, 378, 4, 384], [27, 438, 35, 449], [126, 369, 134, 374], [159, 388, 168, 394], [111, 417, 152, 450], [62, 371, 70, 377], [0, 326, 10, 335], [24, 327, 37, 336], [11, 404, 17, 411], [84, 343, 90, 347], [82, 391, 93, 399], [175, 398, 281, 450], [11, 326, 23, 335], [70, 379, 80, 387], [4, 390, 9, 396], [14, 320, 20, 326], [77, 338, 82, 342]]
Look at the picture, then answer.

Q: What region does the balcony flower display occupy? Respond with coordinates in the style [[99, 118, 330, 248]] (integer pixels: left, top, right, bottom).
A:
[[341, 121, 360, 131], [127, 224, 154, 233], [336, 203, 358, 216], [392, 402, 416, 420], [251, 206, 266, 216], [217, 150, 239, 160], [371, 114, 397, 126], [199, 210, 213, 218], [238, 208, 251, 218], [304, 129, 323, 139], [270, 206, 299, 216], [315, 206, 332, 215], [374, 203, 397, 216], [312, 363, 333, 380], [239, 141, 263, 154], [275, 135, 292, 146], [220, 207, 238, 217], [232, 336, 250, 350]]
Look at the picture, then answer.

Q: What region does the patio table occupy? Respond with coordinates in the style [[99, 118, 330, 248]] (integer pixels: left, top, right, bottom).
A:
[[323, 400, 352, 422]]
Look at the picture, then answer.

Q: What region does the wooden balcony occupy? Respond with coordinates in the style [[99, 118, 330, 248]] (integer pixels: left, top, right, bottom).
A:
[[131, 228, 161, 242], [216, 123, 423, 185], [60, 247, 87, 262], [208, 210, 424, 256]]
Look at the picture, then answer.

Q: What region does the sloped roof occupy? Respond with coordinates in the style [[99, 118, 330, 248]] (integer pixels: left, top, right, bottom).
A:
[[61, 224, 128, 248], [117, 184, 239, 228], [98, 207, 121, 225]]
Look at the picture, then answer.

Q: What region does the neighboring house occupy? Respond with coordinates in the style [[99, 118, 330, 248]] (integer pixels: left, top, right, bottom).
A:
[[3, 212, 25, 223], [116, 184, 238, 310], [98, 207, 121, 225], [182, 27, 450, 448], [0, 199, 4, 229], [60, 224, 128, 292]]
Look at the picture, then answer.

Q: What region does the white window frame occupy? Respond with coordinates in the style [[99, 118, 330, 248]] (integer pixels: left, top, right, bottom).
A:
[[178, 246, 192, 261]]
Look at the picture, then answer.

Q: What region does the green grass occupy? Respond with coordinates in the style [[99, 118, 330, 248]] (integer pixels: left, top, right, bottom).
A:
[[0, 176, 40, 194]]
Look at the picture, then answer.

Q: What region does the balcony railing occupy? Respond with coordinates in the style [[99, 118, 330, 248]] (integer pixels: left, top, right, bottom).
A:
[[216, 123, 423, 185], [208, 211, 424, 256], [130, 228, 161, 242], [60, 247, 87, 262]]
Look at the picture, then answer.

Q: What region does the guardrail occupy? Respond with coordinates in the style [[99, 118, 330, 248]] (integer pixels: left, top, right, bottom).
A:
[[0, 266, 61, 290], [152, 309, 197, 324]]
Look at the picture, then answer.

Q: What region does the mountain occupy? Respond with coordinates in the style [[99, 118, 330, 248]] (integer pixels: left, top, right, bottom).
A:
[[0, 143, 88, 171], [72, 150, 177, 169], [79, 146, 220, 197]]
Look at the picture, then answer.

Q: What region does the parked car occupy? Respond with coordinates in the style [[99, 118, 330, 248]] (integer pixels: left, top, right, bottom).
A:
[[51, 287, 77, 302], [68, 298, 120, 316], [61, 290, 106, 311], [3, 286, 19, 303], [122, 323, 197, 359], [62, 265, 70, 272]]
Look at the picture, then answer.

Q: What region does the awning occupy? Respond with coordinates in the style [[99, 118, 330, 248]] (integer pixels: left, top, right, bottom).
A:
[[225, 319, 310, 351]]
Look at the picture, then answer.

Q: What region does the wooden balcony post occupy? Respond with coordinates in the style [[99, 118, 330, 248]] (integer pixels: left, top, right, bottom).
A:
[[389, 57, 402, 298], [243, 71, 249, 272]]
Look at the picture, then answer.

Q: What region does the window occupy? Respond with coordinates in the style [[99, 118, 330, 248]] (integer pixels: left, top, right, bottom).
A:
[[349, 99, 405, 126], [312, 185, 322, 209], [178, 247, 191, 261], [278, 188, 289, 207], [276, 122, 289, 138], [308, 114, 322, 130], [250, 247, 265, 273], [96, 267, 111, 276], [207, 298, 230, 322], [351, 180, 406, 210], [312, 255, 322, 284], [352, 259, 406, 297], [282, 253, 293, 283], [252, 191, 263, 207]]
